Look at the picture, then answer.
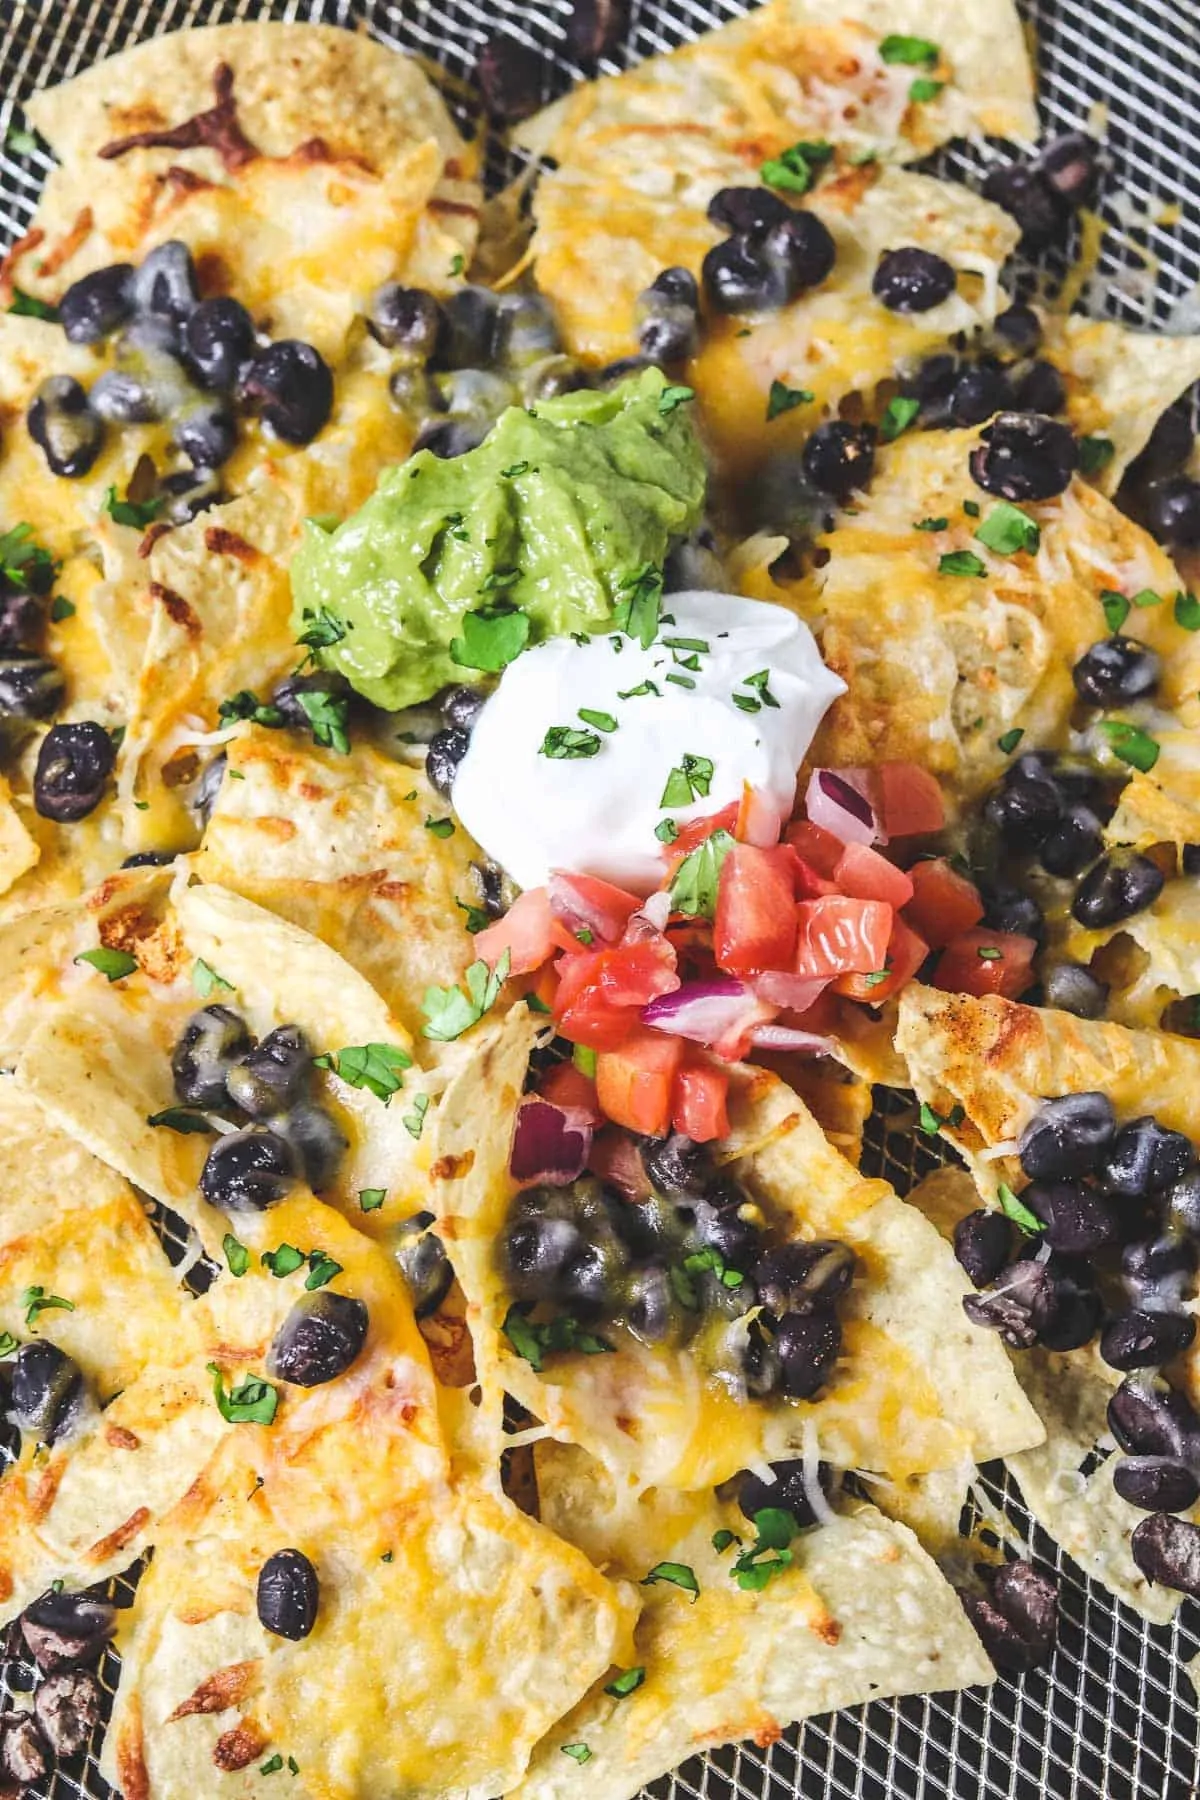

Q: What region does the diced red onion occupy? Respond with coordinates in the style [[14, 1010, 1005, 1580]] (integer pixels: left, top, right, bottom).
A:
[[510, 1098, 593, 1186], [635, 890, 673, 933], [748, 1023, 834, 1055], [805, 768, 880, 847], [752, 971, 829, 1012], [642, 977, 773, 1047], [548, 872, 630, 944]]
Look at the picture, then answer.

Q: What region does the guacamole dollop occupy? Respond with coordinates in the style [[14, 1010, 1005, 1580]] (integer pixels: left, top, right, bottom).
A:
[[289, 369, 707, 710]]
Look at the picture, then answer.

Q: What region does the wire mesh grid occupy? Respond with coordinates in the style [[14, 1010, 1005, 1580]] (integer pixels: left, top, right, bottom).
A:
[[0, 0, 1198, 1793]]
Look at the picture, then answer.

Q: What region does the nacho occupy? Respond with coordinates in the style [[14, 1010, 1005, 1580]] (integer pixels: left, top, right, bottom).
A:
[[1042, 313, 1200, 496]]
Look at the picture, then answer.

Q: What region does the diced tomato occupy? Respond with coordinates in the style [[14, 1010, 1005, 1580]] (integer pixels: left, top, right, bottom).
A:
[[665, 803, 740, 871], [933, 928, 1038, 999], [735, 783, 784, 848], [473, 886, 576, 976], [714, 843, 798, 977], [548, 871, 641, 944], [833, 916, 928, 1002], [833, 842, 915, 908], [785, 818, 844, 878], [794, 896, 894, 979], [876, 761, 946, 838], [537, 1060, 604, 1124], [671, 1061, 730, 1143], [554, 937, 679, 1050], [595, 1028, 685, 1137], [903, 857, 985, 949]]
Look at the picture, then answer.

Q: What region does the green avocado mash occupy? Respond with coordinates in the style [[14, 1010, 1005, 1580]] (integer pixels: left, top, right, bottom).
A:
[[289, 369, 707, 710]]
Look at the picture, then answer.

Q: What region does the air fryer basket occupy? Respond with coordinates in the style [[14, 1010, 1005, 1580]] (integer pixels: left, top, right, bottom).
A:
[[1, 1, 1198, 1795]]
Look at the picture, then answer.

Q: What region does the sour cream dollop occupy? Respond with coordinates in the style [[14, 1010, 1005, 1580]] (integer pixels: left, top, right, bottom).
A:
[[452, 591, 846, 893]]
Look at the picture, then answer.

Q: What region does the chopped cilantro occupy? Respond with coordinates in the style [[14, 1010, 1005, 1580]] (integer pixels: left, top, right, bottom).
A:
[[542, 725, 602, 759], [1132, 588, 1163, 608], [192, 958, 233, 998], [481, 568, 521, 593], [147, 1106, 217, 1135], [962, 499, 981, 518], [914, 516, 948, 532], [0, 522, 55, 590], [402, 1093, 430, 1140], [766, 378, 815, 421], [880, 395, 920, 442], [1174, 591, 1200, 631], [74, 947, 137, 982], [712, 1528, 741, 1553], [262, 1243, 306, 1278], [618, 679, 660, 699], [561, 1745, 592, 1764], [305, 1251, 343, 1291], [578, 707, 618, 733], [659, 384, 695, 416], [297, 688, 350, 754], [742, 669, 779, 708], [731, 1507, 801, 1591], [879, 33, 939, 64], [974, 502, 1040, 556], [421, 949, 511, 1041], [49, 595, 75, 622], [104, 486, 163, 529], [909, 76, 945, 102], [1100, 589, 1130, 633], [448, 253, 465, 278], [604, 1667, 646, 1699], [425, 815, 456, 838], [313, 1041, 412, 1102], [997, 1182, 1040, 1235], [669, 828, 734, 920], [501, 461, 530, 478], [665, 672, 696, 689], [501, 1304, 613, 1371], [573, 1043, 598, 1077], [641, 1561, 700, 1600], [218, 689, 285, 728], [1099, 720, 1159, 772], [760, 139, 832, 196], [359, 1188, 386, 1213], [260, 1755, 284, 1775], [5, 126, 40, 156], [450, 603, 530, 673], [1078, 434, 1115, 477], [655, 817, 679, 843], [997, 727, 1024, 754], [0, 1333, 17, 1358], [222, 1235, 250, 1278], [9, 288, 58, 321], [295, 604, 346, 654], [660, 752, 714, 807], [918, 1101, 966, 1135], [862, 968, 890, 988], [456, 898, 491, 934], [208, 1364, 278, 1425], [938, 550, 988, 578], [613, 563, 664, 649], [21, 1286, 74, 1327], [977, 945, 1003, 960]]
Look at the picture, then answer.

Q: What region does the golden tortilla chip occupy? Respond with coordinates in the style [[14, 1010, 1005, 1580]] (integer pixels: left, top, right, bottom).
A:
[[430, 1008, 1040, 1497], [1043, 312, 1200, 496]]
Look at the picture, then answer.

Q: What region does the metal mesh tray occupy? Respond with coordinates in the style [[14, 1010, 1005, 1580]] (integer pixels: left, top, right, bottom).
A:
[[0, 0, 1198, 1795]]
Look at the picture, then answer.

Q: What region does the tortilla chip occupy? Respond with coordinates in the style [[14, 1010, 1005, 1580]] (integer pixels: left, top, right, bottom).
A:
[[21, 24, 478, 311], [511, 1440, 993, 1800], [190, 724, 482, 1040], [776, 431, 1197, 815], [430, 1009, 1040, 1496], [896, 986, 1200, 1620], [1043, 312, 1200, 495]]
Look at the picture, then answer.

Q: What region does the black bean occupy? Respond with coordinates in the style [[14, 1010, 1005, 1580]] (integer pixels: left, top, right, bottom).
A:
[[269, 668, 351, 734], [1023, 1178, 1119, 1254], [558, 1230, 629, 1310], [802, 420, 875, 502], [637, 289, 698, 366], [256, 1548, 319, 1640], [27, 375, 104, 478], [736, 1458, 832, 1528], [0, 653, 64, 722], [701, 213, 834, 313], [22, 1591, 115, 1671], [518, 353, 589, 402], [872, 247, 956, 312], [1041, 961, 1109, 1020], [741, 1317, 782, 1396], [395, 1216, 454, 1318], [643, 1133, 713, 1198], [131, 240, 199, 320], [1107, 1377, 1199, 1458], [983, 775, 1061, 848], [907, 352, 958, 407], [34, 1668, 102, 1758], [1038, 131, 1103, 207], [199, 1126, 298, 1212], [369, 283, 444, 361], [1166, 1171, 1200, 1238], [706, 187, 792, 236], [981, 882, 1045, 939], [1099, 1115, 1195, 1198], [498, 292, 562, 365], [970, 411, 1077, 502], [1101, 1308, 1196, 1372], [225, 1024, 312, 1117], [1072, 854, 1164, 929], [183, 296, 256, 390], [426, 727, 470, 797], [441, 685, 486, 732], [1040, 804, 1104, 878], [89, 365, 162, 425], [190, 750, 226, 827], [564, 0, 628, 59], [1017, 1092, 1116, 1180], [504, 1211, 586, 1303], [1130, 1511, 1200, 1597], [0, 589, 44, 653], [59, 263, 135, 344], [690, 1197, 762, 1269], [476, 33, 544, 123], [9, 1341, 85, 1444], [752, 1240, 855, 1311], [625, 1262, 685, 1344], [1122, 1233, 1197, 1292], [268, 1290, 368, 1386], [992, 1559, 1058, 1648], [981, 160, 1066, 251], [963, 1257, 1060, 1349], [774, 1303, 841, 1399], [1126, 403, 1194, 486], [173, 396, 238, 469], [1037, 1269, 1102, 1352], [1072, 636, 1161, 708], [172, 1005, 253, 1108], [993, 303, 1042, 355], [953, 1209, 1014, 1288], [238, 340, 333, 444], [764, 211, 837, 294], [949, 363, 1010, 427], [439, 288, 502, 371], [1113, 1457, 1200, 1514], [1141, 476, 1200, 548], [1013, 359, 1066, 416], [33, 720, 114, 822]]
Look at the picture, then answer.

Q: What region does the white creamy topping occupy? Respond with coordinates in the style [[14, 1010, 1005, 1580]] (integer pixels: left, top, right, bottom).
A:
[[451, 591, 846, 893]]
